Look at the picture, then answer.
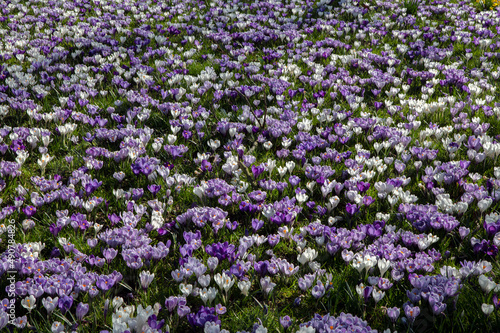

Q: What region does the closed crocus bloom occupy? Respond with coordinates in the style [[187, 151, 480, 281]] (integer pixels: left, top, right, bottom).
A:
[[478, 275, 497, 294], [378, 258, 390, 276], [57, 295, 73, 314], [478, 198, 493, 213], [103, 248, 118, 263], [482, 303, 494, 315], [0, 311, 8, 330], [260, 276, 276, 295], [139, 271, 155, 290], [387, 307, 400, 323], [76, 303, 90, 321], [112, 296, 124, 310]]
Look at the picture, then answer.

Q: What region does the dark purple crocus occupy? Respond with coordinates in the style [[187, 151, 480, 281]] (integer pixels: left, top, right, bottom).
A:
[[49, 223, 62, 237], [374, 101, 384, 110], [187, 306, 220, 328], [356, 181, 371, 193], [346, 203, 359, 216], [252, 164, 265, 179], [205, 242, 236, 262], [58, 295, 73, 314], [493, 294, 500, 309], [148, 314, 165, 330], [254, 261, 269, 276], [23, 205, 36, 217], [147, 184, 161, 196], [363, 286, 373, 302]]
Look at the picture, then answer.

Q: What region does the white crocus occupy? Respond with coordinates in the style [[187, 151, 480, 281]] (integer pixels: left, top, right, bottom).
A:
[[478, 198, 493, 213], [378, 258, 390, 276], [38, 153, 53, 170], [199, 288, 209, 304], [296, 192, 309, 204], [214, 273, 234, 292], [478, 275, 497, 294], [179, 283, 193, 297], [363, 254, 378, 270], [207, 287, 218, 303], [151, 210, 164, 230], [238, 280, 251, 296], [21, 295, 36, 312], [297, 247, 318, 265], [372, 288, 385, 303], [266, 159, 276, 176], [482, 304, 494, 315]]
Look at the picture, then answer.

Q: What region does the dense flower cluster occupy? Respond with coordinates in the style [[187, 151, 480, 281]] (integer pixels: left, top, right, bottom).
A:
[[1, 0, 500, 332]]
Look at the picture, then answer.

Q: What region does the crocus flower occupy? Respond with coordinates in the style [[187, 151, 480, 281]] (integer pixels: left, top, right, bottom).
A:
[[404, 304, 420, 323], [76, 303, 90, 321], [260, 277, 276, 295], [58, 295, 73, 314], [346, 203, 359, 215], [387, 307, 400, 323], [280, 315, 292, 330], [21, 295, 36, 312], [23, 205, 36, 217], [139, 271, 155, 290]]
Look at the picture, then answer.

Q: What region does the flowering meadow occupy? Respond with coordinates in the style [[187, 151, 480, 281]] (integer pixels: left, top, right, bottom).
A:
[[2, 0, 500, 332]]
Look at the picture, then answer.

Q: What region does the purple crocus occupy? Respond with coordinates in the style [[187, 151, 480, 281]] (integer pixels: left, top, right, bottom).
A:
[[280, 315, 292, 330], [148, 314, 165, 330], [23, 205, 36, 217], [387, 307, 400, 323], [201, 159, 212, 172], [404, 304, 420, 323], [108, 213, 121, 225], [252, 219, 264, 232], [252, 164, 265, 179], [346, 203, 359, 216], [311, 282, 326, 299], [103, 248, 118, 263], [49, 223, 62, 237], [96, 276, 113, 291], [147, 184, 161, 196], [76, 303, 89, 321], [362, 195, 375, 206], [58, 295, 73, 314]]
